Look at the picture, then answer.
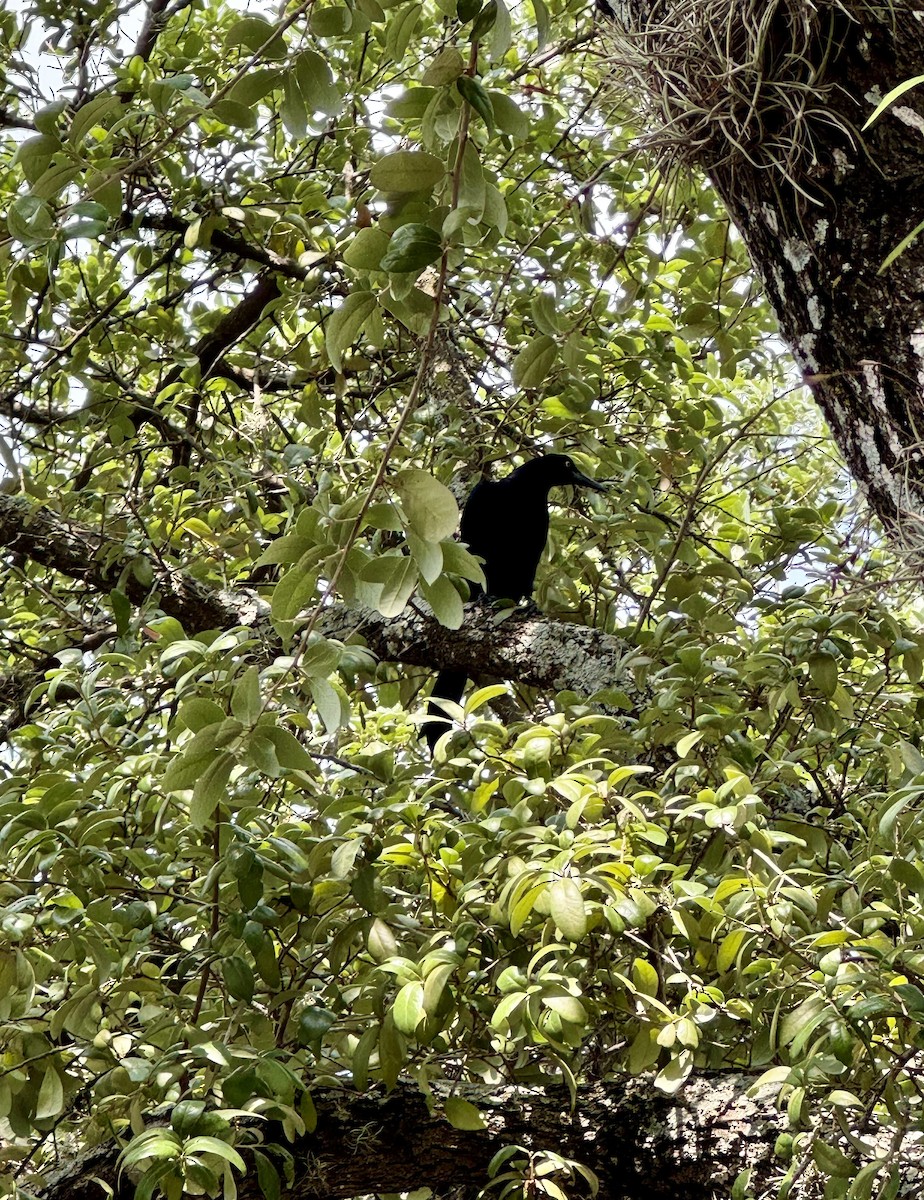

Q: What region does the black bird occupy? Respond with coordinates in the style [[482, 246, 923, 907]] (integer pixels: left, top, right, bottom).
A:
[[423, 453, 607, 752]]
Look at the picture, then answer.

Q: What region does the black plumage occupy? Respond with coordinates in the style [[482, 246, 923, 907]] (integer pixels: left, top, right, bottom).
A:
[[423, 454, 607, 752]]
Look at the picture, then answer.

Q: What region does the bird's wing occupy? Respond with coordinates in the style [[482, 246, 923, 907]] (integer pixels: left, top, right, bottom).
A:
[[460, 480, 504, 594], [460, 480, 495, 556]]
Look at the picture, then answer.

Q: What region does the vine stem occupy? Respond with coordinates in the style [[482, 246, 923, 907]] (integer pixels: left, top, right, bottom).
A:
[[191, 819, 222, 1025], [285, 61, 477, 662]]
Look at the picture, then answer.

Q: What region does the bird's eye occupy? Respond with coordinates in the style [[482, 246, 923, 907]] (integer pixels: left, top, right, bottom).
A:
[[563, 456, 573, 468]]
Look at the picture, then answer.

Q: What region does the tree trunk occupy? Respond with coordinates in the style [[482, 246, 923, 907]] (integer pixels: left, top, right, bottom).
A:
[[607, 0, 924, 558]]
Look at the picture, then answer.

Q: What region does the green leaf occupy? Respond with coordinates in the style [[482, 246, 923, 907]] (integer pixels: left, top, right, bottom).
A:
[[628, 1026, 660, 1073], [456, 76, 495, 132], [393, 981, 425, 1033], [385, 3, 421, 61], [807, 652, 838, 697], [120, 1130, 182, 1167], [7, 195, 56, 247], [407, 530, 443, 583], [422, 48, 466, 86], [380, 223, 443, 273], [878, 217, 924, 274], [68, 94, 121, 145], [393, 469, 459, 540], [533, 0, 550, 46], [716, 929, 746, 973], [172, 1100, 207, 1135], [376, 555, 418, 618], [366, 501, 404, 530], [889, 856, 924, 893], [512, 334, 558, 389], [298, 1005, 336, 1045], [343, 227, 390, 270], [281, 74, 308, 137], [470, 0, 497, 40], [541, 991, 586, 1025], [444, 1096, 486, 1130], [654, 1050, 693, 1095], [301, 636, 342, 677], [326, 291, 377, 373], [310, 677, 344, 733], [271, 560, 318, 622], [179, 698, 226, 733], [183, 1137, 246, 1171], [254, 1151, 281, 1200], [488, 0, 512, 58], [255, 532, 314, 568], [295, 50, 341, 117], [420, 575, 464, 628], [226, 67, 284, 107], [387, 87, 436, 120], [110, 588, 132, 636], [489, 91, 528, 139], [894, 982, 924, 1014], [549, 877, 587, 941], [231, 667, 261, 724], [163, 722, 240, 792], [676, 730, 704, 758], [189, 752, 235, 827], [631, 957, 659, 997], [811, 1139, 855, 1178], [370, 150, 446, 193], [35, 1066, 64, 1120], [210, 100, 257, 129], [224, 15, 287, 58], [464, 684, 507, 714], [311, 6, 353, 37], [264, 726, 314, 771], [223, 956, 255, 1003], [442, 539, 486, 586], [378, 1013, 404, 1089]]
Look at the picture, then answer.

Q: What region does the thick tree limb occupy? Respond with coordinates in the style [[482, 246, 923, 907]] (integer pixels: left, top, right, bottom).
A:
[[38, 1077, 791, 1200], [324, 603, 639, 697], [134, 0, 193, 62], [0, 495, 639, 725], [192, 273, 282, 381]]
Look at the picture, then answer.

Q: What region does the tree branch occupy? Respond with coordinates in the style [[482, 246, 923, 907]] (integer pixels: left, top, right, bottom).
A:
[[139, 213, 316, 282], [0, 496, 639, 729]]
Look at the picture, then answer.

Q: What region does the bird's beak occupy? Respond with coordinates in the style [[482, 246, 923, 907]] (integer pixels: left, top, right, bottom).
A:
[[568, 466, 608, 492]]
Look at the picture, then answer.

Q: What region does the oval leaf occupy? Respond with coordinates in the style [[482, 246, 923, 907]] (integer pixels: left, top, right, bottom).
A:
[[393, 469, 459, 540], [370, 150, 446, 193], [444, 1096, 486, 1130], [327, 291, 377, 373], [512, 334, 558, 389], [380, 223, 443, 273], [549, 877, 587, 941]]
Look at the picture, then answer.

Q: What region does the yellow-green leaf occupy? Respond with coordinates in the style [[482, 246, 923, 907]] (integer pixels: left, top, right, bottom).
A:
[[444, 1096, 485, 1130]]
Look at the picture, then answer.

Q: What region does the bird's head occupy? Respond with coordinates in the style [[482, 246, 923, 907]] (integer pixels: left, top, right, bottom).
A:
[[519, 453, 608, 493]]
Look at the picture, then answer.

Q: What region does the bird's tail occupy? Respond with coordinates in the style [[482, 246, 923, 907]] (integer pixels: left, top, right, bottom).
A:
[[423, 669, 467, 753]]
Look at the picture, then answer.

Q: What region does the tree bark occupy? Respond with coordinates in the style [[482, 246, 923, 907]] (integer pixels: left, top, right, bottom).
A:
[[38, 1077, 790, 1200], [608, 1, 924, 559]]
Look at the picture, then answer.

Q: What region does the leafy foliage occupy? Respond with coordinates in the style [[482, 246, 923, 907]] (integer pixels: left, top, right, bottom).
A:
[[0, 1, 922, 1198]]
